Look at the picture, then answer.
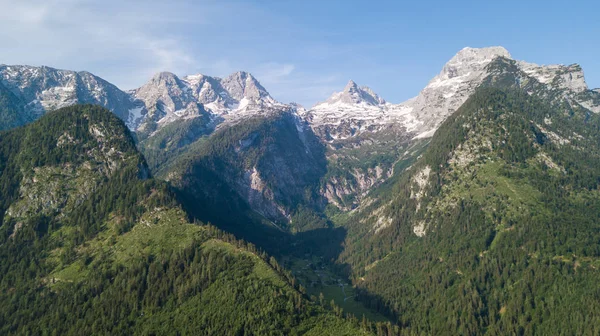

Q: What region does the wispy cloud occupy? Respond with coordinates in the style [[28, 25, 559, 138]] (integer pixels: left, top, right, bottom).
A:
[[254, 65, 341, 106], [254, 63, 296, 83], [0, 0, 203, 89], [0, 0, 347, 105]]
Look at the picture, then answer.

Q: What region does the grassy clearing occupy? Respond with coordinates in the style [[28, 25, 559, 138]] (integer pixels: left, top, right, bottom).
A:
[[49, 207, 205, 284], [201, 238, 287, 287], [286, 257, 388, 322], [113, 208, 204, 263], [439, 160, 544, 223]]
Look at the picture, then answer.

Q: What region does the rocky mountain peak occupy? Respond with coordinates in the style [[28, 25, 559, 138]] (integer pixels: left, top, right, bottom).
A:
[[360, 86, 386, 105], [452, 46, 511, 62], [435, 46, 512, 84], [344, 79, 358, 91], [129, 69, 283, 132], [316, 80, 386, 108], [402, 46, 517, 138], [148, 71, 183, 87], [221, 71, 271, 102], [135, 72, 188, 102], [0, 64, 135, 124]]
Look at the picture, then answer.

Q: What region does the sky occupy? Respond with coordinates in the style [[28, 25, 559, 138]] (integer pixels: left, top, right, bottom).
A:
[[1, 0, 599, 106]]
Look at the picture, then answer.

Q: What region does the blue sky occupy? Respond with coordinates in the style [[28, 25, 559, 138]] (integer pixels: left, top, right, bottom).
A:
[[0, 0, 598, 106]]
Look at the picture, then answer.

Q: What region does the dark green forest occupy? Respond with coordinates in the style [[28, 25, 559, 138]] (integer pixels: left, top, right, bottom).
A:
[[339, 88, 600, 335], [0, 106, 375, 335]]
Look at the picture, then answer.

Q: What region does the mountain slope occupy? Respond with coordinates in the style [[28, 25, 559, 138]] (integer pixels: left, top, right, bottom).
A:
[[314, 46, 600, 210], [339, 88, 600, 335], [0, 105, 370, 335], [157, 110, 328, 233], [0, 81, 26, 131], [299, 81, 418, 210]]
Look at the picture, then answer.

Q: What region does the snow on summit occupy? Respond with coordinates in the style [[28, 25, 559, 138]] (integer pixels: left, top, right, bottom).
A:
[[304, 80, 415, 140], [314, 80, 386, 108], [130, 70, 286, 132], [304, 45, 599, 141], [3, 46, 598, 140]]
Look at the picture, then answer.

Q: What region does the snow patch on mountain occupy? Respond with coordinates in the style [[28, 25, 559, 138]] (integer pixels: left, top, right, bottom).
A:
[[0, 64, 136, 122], [304, 80, 417, 140], [126, 106, 144, 129], [131, 70, 289, 132]]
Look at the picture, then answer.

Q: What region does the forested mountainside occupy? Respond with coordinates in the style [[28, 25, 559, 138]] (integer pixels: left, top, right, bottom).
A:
[[143, 109, 329, 234], [340, 88, 600, 335], [0, 106, 373, 335], [5, 47, 597, 217], [2, 46, 600, 335], [0, 81, 25, 131]]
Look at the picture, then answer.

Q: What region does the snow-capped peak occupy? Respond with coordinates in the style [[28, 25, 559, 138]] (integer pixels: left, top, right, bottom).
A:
[[315, 80, 386, 109], [426, 46, 511, 89], [303, 81, 415, 140], [401, 46, 515, 138], [0, 64, 136, 123], [129, 70, 284, 132]]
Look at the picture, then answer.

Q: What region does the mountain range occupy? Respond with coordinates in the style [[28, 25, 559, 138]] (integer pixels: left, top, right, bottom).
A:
[[1, 46, 599, 335], [3, 46, 598, 140], [4, 46, 598, 213]]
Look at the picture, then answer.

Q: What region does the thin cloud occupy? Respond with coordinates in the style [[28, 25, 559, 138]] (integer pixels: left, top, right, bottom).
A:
[[0, 0, 346, 105], [255, 63, 296, 83], [0, 0, 203, 89]]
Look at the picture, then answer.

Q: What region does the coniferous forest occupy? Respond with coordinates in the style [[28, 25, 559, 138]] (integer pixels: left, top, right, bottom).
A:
[[1, 21, 600, 334]]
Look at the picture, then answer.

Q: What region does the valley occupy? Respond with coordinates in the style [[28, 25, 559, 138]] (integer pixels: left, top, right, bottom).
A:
[[1, 45, 599, 335]]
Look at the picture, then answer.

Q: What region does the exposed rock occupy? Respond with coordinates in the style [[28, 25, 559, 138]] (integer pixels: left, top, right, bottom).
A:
[[0, 64, 136, 124], [536, 152, 565, 173], [240, 167, 288, 221], [535, 123, 570, 146], [131, 70, 285, 133], [413, 220, 427, 237]]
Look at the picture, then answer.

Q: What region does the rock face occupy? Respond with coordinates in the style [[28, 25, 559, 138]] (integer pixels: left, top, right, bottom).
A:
[[130, 71, 283, 134], [0, 105, 145, 234], [406, 47, 512, 137], [0, 65, 136, 124], [518, 62, 587, 93]]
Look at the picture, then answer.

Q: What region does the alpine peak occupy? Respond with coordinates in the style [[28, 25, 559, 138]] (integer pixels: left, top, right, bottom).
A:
[[344, 79, 358, 90], [453, 46, 512, 61], [221, 71, 271, 101], [315, 80, 386, 108]]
